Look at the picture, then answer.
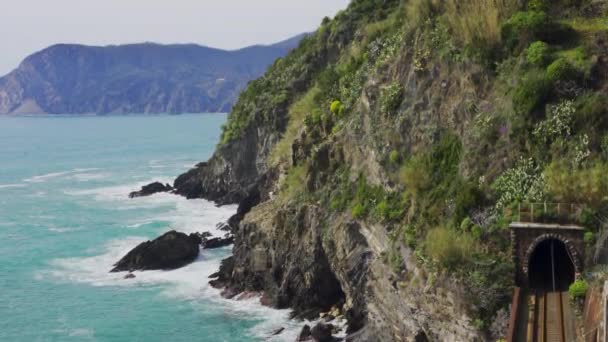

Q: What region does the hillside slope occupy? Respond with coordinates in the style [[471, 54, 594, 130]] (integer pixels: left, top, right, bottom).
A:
[[175, 0, 608, 340], [0, 35, 305, 115]]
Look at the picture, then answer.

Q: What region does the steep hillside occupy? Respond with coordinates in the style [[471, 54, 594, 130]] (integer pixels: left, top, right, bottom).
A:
[[175, 0, 608, 340], [0, 35, 305, 115]]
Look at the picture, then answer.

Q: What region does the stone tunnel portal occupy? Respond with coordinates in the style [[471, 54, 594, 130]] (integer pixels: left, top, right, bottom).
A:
[[528, 238, 575, 291]]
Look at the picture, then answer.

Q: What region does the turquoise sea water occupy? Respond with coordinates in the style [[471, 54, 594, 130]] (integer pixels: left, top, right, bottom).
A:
[[0, 115, 300, 342]]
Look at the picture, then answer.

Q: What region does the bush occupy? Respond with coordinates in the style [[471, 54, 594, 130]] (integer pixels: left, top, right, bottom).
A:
[[513, 70, 551, 115], [389, 150, 401, 164], [501, 11, 548, 49], [526, 41, 550, 66], [527, 0, 547, 11], [569, 279, 588, 299], [584, 231, 594, 244], [380, 83, 404, 115], [544, 161, 608, 206], [546, 58, 576, 82], [425, 226, 476, 270], [533, 100, 575, 144], [492, 157, 545, 209], [330, 100, 345, 116], [352, 202, 366, 219]]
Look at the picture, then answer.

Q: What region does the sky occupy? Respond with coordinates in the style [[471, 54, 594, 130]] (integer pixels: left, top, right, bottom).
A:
[[0, 0, 350, 76]]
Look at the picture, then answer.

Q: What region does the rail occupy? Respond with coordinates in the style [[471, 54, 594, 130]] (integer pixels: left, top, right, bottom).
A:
[[508, 289, 575, 342], [504, 203, 583, 225]]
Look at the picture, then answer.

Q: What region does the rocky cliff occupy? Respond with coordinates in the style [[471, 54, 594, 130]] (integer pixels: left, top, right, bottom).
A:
[[0, 35, 305, 115], [175, 0, 608, 340]]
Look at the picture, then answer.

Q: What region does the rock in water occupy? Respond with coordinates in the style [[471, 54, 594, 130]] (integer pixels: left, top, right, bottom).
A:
[[296, 325, 312, 341], [110, 231, 200, 272], [128, 182, 173, 198], [311, 323, 334, 342]]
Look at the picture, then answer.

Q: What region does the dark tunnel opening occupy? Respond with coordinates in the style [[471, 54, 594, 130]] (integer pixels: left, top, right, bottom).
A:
[[528, 239, 575, 291]]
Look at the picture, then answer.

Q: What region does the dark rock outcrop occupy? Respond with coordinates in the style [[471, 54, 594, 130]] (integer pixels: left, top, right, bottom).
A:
[[129, 182, 173, 198], [311, 323, 335, 342], [110, 231, 200, 272], [297, 325, 313, 342], [202, 236, 234, 249]]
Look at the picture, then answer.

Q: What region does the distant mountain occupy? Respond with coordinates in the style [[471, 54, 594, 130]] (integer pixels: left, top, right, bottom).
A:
[[0, 35, 306, 115]]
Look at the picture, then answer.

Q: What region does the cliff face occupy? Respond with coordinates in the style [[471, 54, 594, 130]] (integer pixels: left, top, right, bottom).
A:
[[175, 0, 608, 340], [0, 36, 304, 115]]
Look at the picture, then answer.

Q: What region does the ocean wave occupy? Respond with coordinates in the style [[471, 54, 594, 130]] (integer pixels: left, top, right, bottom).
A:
[[24, 168, 101, 183], [71, 173, 108, 182], [48, 227, 79, 233], [0, 183, 27, 189], [45, 236, 311, 342]]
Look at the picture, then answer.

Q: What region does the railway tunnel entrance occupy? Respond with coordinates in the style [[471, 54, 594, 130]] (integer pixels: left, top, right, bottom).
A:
[[528, 238, 575, 291], [507, 210, 586, 341]]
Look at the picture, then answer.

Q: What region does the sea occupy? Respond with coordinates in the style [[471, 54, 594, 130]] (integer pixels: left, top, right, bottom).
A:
[[0, 114, 304, 341]]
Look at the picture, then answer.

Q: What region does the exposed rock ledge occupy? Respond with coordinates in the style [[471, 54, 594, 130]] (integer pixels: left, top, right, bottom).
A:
[[128, 182, 173, 198]]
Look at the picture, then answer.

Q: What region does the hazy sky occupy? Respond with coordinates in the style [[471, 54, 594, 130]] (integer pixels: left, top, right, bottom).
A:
[[0, 0, 350, 75]]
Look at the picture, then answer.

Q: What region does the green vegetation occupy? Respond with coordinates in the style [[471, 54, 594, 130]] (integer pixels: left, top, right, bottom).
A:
[[270, 87, 320, 166], [330, 100, 345, 116], [501, 11, 549, 49], [546, 58, 576, 82], [424, 226, 476, 270], [216, 0, 608, 333], [380, 83, 404, 115], [512, 70, 551, 115], [569, 279, 588, 299], [526, 41, 550, 66]]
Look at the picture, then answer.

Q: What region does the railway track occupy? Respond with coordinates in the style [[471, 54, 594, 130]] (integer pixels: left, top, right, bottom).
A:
[[522, 291, 574, 342]]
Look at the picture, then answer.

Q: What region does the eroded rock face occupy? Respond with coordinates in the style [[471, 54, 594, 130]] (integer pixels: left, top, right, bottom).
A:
[[128, 182, 173, 198], [110, 231, 200, 272]]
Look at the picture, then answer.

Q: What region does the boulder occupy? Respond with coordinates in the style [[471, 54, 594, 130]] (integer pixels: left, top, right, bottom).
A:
[[271, 327, 285, 336], [129, 182, 173, 198], [124, 273, 136, 279], [311, 323, 334, 342], [296, 325, 313, 341], [110, 231, 200, 272]]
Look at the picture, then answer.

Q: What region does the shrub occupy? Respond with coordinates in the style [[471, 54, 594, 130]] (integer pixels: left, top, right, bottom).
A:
[[425, 226, 476, 270], [352, 202, 366, 219], [399, 154, 432, 199], [380, 83, 404, 115], [330, 100, 345, 116], [492, 157, 545, 209], [546, 58, 576, 82], [584, 231, 594, 244], [389, 150, 401, 164], [533, 100, 575, 144], [526, 41, 550, 66], [527, 0, 547, 11], [544, 161, 608, 206], [513, 70, 551, 115], [282, 164, 309, 199], [568, 279, 588, 299], [501, 11, 548, 49]]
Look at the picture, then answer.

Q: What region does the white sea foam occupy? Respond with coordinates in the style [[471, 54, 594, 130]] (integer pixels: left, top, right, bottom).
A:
[[48, 227, 79, 233], [0, 183, 27, 189], [24, 168, 101, 183], [52, 178, 315, 341], [72, 173, 108, 182]]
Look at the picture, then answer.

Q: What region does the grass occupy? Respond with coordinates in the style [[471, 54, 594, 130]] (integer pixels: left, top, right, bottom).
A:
[[281, 164, 309, 199], [561, 17, 608, 35], [269, 87, 320, 166], [424, 226, 477, 270], [405, 0, 518, 47]]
